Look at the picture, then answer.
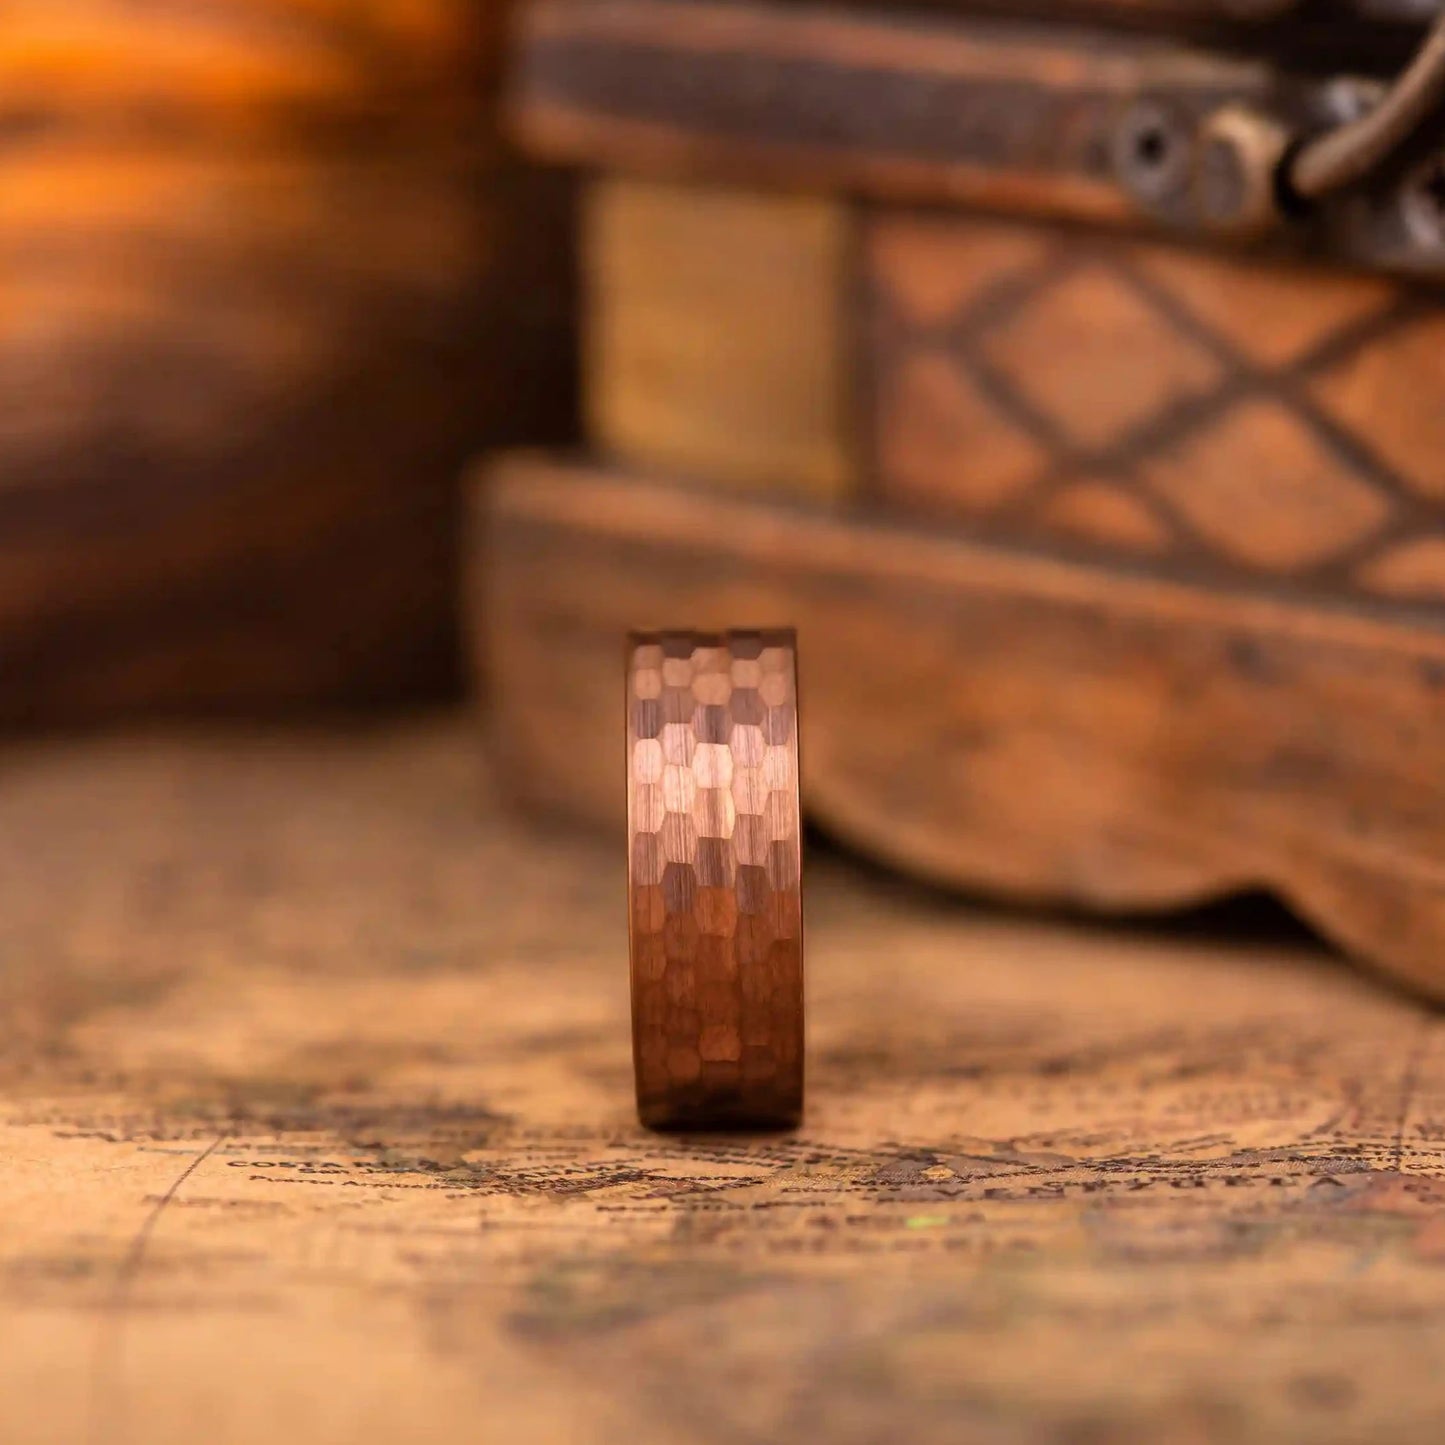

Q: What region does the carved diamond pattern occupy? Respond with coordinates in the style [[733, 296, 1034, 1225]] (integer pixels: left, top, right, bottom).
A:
[[981, 264, 1225, 450], [868, 214, 1435, 597], [1142, 401, 1393, 571], [1310, 314, 1445, 503], [878, 351, 1044, 512]]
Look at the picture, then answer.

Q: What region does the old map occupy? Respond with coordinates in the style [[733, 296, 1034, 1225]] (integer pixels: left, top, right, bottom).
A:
[[3, 722, 1445, 1443]]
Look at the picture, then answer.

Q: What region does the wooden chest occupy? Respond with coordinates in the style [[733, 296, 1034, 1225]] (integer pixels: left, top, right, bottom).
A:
[[481, 0, 1445, 997]]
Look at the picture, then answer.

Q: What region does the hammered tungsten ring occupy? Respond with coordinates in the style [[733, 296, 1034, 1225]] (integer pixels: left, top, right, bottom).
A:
[[626, 629, 804, 1131]]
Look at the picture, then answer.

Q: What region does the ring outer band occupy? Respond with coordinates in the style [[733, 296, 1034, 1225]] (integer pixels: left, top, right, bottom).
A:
[[627, 628, 804, 1131]]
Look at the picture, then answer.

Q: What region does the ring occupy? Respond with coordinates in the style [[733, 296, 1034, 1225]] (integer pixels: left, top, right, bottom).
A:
[[627, 628, 804, 1130]]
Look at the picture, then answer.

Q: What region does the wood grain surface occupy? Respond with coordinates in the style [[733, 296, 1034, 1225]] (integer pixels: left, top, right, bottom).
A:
[[479, 454, 1445, 1002], [865, 209, 1445, 602], [0, 146, 483, 722], [579, 177, 1445, 591], [6, 719, 1445, 1445], [0, 0, 573, 722], [588, 179, 853, 499]]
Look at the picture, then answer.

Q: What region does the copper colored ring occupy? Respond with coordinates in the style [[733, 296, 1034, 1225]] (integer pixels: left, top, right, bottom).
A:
[[627, 629, 804, 1130]]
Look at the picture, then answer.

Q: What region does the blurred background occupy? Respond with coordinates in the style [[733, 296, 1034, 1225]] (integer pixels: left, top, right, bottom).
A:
[[0, 0, 572, 725], [5, 0, 1445, 983]]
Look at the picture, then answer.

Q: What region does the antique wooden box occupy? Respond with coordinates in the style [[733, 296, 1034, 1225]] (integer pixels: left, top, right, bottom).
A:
[[480, 0, 1445, 996]]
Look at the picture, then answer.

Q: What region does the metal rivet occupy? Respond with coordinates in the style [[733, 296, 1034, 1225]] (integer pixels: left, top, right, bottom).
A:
[[1113, 100, 1193, 207], [1194, 105, 1293, 238]]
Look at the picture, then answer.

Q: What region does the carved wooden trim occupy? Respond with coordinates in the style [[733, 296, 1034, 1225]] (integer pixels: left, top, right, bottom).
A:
[[480, 453, 1445, 1001]]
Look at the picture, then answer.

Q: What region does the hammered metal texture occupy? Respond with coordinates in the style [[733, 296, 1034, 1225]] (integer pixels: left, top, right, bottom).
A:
[[627, 629, 804, 1130]]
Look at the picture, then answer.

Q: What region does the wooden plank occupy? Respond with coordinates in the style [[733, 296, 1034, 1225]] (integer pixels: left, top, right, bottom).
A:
[[587, 178, 854, 499], [0, 2, 576, 723], [478, 452, 1445, 1001], [511, 0, 1445, 275], [0, 148, 483, 723]]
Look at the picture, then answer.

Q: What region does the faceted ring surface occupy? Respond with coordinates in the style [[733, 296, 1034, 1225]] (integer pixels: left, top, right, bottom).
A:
[[626, 629, 804, 1130]]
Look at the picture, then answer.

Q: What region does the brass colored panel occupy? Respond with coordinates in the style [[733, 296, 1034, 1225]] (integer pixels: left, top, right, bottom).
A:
[[587, 178, 855, 500]]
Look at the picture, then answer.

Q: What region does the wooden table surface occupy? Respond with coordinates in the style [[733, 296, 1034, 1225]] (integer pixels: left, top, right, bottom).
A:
[[3, 719, 1444, 1445]]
